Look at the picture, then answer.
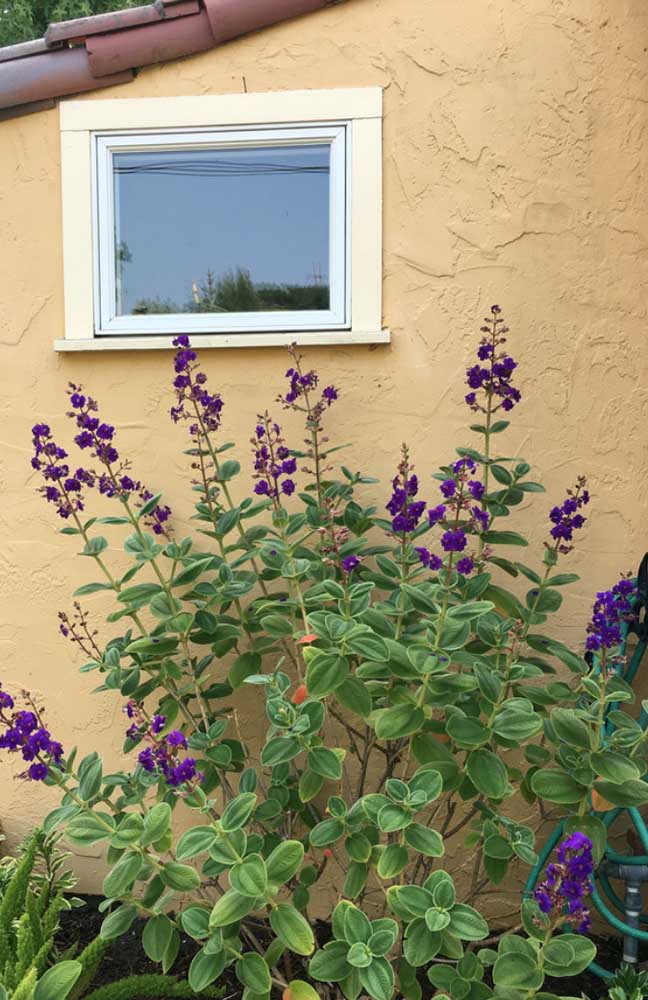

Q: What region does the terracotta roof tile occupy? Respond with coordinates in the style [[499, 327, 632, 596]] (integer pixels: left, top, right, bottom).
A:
[[0, 0, 341, 117]]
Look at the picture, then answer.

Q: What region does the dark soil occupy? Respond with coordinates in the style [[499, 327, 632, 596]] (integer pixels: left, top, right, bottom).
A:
[[57, 896, 629, 999]]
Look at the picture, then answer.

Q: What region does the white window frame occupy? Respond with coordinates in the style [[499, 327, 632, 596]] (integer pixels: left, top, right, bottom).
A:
[[57, 88, 388, 351]]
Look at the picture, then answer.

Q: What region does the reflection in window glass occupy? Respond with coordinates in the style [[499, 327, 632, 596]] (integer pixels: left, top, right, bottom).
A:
[[112, 144, 331, 316]]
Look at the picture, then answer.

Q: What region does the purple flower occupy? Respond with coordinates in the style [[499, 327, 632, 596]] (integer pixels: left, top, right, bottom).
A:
[[323, 386, 339, 405], [342, 555, 361, 573], [386, 452, 427, 535], [168, 757, 198, 787], [151, 715, 166, 735], [549, 478, 589, 553], [170, 336, 224, 435], [31, 423, 93, 520], [428, 505, 447, 527], [28, 762, 48, 782], [0, 690, 64, 782], [441, 529, 468, 553], [166, 730, 188, 749], [533, 832, 593, 934], [471, 506, 490, 531], [252, 415, 298, 501], [468, 480, 485, 501], [138, 747, 156, 772], [585, 575, 638, 653], [440, 480, 456, 499], [465, 306, 520, 413], [457, 557, 474, 576], [416, 547, 443, 571]]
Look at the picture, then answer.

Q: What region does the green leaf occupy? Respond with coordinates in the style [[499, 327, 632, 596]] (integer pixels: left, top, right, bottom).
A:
[[550, 708, 591, 749], [481, 531, 528, 547], [346, 632, 390, 661], [34, 961, 82, 1000], [179, 905, 211, 940], [445, 601, 495, 621], [336, 677, 372, 718], [447, 904, 488, 942], [309, 941, 352, 983], [176, 825, 218, 861], [590, 751, 640, 784], [492, 952, 543, 990], [142, 914, 174, 963], [404, 919, 441, 966], [446, 716, 489, 747], [230, 854, 268, 897], [542, 934, 595, 977], [309, 747, 343, 781], [210, 889, 257, 928], [78, 756, 103, 800], [189, 949, 226, 992], [306, 653, 349, 697], [221, 792, 257, 832], [405, 824, 444, 858], [377, 844, 409, 879], [261, 737, 301, 767], [593, 779, 648, 807], [74, 582, 114, 596], [530, 770, 586, 805], [160, 862, 201, 891], [66, 813, 115, 846], [466, 750, 509, 799], [236, 953, 272, 994], [141, 802, 171, 846], [229, 652, 262, 688], [82, 536, 108, 557], [359, 957, 394, 1000], [375, 704, 424, 740], [286, 980, 322, 1000], [103, 852, 141, 898], [270, 903, 315, 956], [100, 904, 138, 940], [266, 840, 305, 884]]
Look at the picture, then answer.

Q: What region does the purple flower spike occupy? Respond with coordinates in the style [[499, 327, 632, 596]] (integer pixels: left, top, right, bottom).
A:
[[252, 414, 298, 502], [549, 477, 590, 554], [585, 574, 638, 653], [386, 447, 427, 535], [170, 335, 224, 435], [0, 688, 64, 782], [441, 529, 468, 553], [465, 306, 520, 414], [533, 832, 593, 934]]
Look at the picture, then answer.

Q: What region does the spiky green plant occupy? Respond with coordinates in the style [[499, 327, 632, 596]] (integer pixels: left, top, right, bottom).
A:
[[82, 976, 224, 1000], [609, 964, 648, 1000]]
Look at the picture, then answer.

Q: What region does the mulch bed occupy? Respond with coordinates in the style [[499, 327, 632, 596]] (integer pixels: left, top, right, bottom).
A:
[[57, 895, 628, 999]]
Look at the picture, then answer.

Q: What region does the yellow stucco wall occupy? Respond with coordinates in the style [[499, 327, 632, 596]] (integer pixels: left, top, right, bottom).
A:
[[1, 0, 648, 901]]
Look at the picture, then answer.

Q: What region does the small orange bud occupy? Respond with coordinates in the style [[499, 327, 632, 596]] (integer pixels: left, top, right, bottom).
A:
[[297, 633, 318, 645], [283, 989, 292, 1000], [323, 848, 333, 858], [292, 683, 308, 705]]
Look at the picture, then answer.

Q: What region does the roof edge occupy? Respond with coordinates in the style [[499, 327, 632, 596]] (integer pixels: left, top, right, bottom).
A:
[[0, 0, 344, 117]]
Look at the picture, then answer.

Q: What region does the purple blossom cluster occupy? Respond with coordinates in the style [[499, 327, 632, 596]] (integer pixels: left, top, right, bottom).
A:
[[31, 423, 95, 519], [585, 575, 638, 653], [59, 385, 172, 536], [170, 335, 224, 437], [278, 348, 339, 445], [342, 555, 361, 574], [533, 831, 593, 934], [465, 305, 521, 413], [124, 702, 201, 789], [415, 457, 488, 577], [549, 477, 590, 554], [280, 364, 338, 411], [0, 687, 63, 782], [252, 415, 297, 500]]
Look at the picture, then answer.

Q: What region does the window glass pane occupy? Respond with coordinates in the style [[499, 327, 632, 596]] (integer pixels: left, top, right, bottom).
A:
[[112, 143, 331, 316]]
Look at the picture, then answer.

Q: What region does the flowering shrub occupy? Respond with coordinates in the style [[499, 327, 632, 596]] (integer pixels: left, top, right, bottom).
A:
[[7, 306, 646, 999]]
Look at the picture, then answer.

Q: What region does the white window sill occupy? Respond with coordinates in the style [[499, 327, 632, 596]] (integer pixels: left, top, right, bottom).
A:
[[53, 329, 391, 352]]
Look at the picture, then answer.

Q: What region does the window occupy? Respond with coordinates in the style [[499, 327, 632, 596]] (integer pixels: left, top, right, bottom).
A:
[[58, 89, 387, 351]]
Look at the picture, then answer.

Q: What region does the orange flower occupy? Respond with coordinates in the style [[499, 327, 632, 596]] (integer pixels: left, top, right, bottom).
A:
[[292, 683, 308, 705], [297, 633, 318, 645], [323, 848, 333, 858]]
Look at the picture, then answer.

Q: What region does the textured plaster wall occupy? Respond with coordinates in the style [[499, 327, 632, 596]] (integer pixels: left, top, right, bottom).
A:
[[1, 0, 648, 911]]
